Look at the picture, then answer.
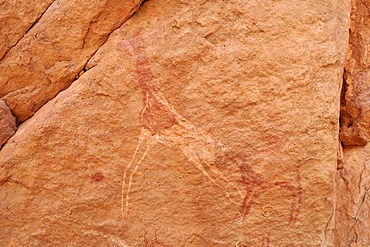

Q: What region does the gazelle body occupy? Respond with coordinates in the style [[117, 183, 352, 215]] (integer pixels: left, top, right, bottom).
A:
[[120, 33, 243, 218]]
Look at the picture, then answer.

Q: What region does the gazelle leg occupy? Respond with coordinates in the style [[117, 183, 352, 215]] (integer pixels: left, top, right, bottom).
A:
[[205, 163, 244, 199], [240, 187, 261, 219], [206, 140, 244, 198], [187, 154, 243, 207], [121, 128, 153, 219], [273, 181, 302, 224]]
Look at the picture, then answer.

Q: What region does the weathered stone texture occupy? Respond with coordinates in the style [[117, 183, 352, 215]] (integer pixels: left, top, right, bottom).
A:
[[0, 99, 16, 146], [336, 144, 370, 246], [0, 0, 143, 123], [341, 0, 370, 146], [0, 0, 53, 59], [0, 0, 350, 246], [335, 2, 370, 245]]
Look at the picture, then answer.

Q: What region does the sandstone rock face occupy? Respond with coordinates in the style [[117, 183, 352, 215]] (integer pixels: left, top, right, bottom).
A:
[[0, 99, 16, 146], [336, 144, 370, 246], [335, 1, 370, 245], [341, 0, 370, 146], [0, 0, 143, 122], [0, 0, 350, 246], [0, 0, 53, 59]]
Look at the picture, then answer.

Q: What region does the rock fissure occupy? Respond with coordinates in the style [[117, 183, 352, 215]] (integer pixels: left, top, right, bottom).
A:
[[0, 175, 30, 190], [0, 0, 56, 61], [358, 161, 367, 191], [353, 187, 370, 220], [50, 0, 148, 94], [0, 100, 17, 149], [324, 211, 334, 241], [335, 0, 370, 243], [0, 0, 358, 245], [0, 0, 149, 125], [339, 0, 370, 147], [360, 0, 370, 11], [81, 11, 103, 49], [1, 0, 147, 131], [47, 0, 146, 100]]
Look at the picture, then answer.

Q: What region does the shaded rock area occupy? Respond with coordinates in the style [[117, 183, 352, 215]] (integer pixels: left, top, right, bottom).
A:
[[335, 1, 370, 246], [340, 0, 370, 146], [0, 0, 363, 245], [0, 99, 16, 147]]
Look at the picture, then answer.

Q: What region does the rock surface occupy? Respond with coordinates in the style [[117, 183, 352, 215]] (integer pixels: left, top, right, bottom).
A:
[[335, 1, 370, 245], [0, 0, 53, 59], [0, 99, 16, 146], [341, 0, 370, 146], [336, 144, 370, 246], [0, 0, 352, 246], [0, 0, 143, 123]]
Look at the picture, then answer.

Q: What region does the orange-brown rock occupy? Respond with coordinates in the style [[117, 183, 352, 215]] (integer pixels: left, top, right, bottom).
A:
[[0, 0, 143, 123], [336, 2, 370, 242], [0, 0, 53, 59], [0, 99, 16, 147], [341, 0, 370, 146], [335, 144, 370, 246], [0, 0, 351, 246]]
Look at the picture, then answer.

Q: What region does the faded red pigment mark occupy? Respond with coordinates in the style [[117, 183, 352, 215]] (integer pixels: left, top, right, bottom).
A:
[[144, 230, 172, 247], [128, 34, 179, 133], [91, 171, 104, 182], [228, 152, 302, 224]]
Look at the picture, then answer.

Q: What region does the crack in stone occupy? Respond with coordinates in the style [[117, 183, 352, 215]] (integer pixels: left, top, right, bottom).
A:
[[353, 186, 370, 220], [82, 0, 146, 70], [0, 175, 30, 190], [70, 0, 148, 87], [352, 157, 370, 220], [341, 186, 370, 244], [357, 162, 367, 193], [0, 102, 17, 151], [339, 168, 350, 190], [324, 211, 334, 241], [338, 160, 370, 244], [360, 0, 370, 11], [0, 0, 147, 152], [81, 12, 103, 49], [16, 1, 144, 119], [342, 218, 359, 244], [0, 0, 56, 61]]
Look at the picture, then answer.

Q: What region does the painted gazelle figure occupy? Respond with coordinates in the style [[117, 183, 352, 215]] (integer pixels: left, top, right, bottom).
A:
[[118, 33, 244, 218], [231, 154, 302, 224], [118, 32, 302, 222]]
